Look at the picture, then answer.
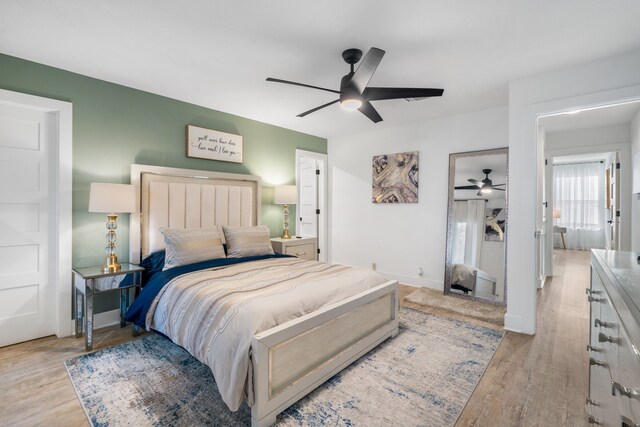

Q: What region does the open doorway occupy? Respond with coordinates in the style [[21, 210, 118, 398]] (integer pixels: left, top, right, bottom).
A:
[[539, 100, 639, 275]]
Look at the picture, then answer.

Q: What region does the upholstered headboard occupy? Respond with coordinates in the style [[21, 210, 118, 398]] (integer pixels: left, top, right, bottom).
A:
[[129, 164, 261, 262]]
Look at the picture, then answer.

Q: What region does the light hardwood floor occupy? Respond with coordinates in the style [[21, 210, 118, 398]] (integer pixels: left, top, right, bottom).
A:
[[0, 250, 590, 426]]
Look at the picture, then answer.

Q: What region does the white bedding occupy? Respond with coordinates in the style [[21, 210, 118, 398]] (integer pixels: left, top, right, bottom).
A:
[[146, 256, 388, 411]]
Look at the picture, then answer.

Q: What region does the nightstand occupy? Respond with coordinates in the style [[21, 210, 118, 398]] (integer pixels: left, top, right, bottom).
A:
[[72, 263, 144, 351], [271, 237, 318, 261]]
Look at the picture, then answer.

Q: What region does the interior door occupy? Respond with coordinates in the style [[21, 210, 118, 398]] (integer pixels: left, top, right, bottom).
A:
[[0, 104, 54, 347], [609, 154, 620, 250], [297, 156, 318, 239]]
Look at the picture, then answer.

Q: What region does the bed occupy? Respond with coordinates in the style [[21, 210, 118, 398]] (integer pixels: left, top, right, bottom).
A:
[[451, 263, 497, 296], [127, 164, 399, 427]]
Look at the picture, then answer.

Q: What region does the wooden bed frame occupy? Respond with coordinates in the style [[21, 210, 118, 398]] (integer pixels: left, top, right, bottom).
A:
[[129, 164, 399, 427]]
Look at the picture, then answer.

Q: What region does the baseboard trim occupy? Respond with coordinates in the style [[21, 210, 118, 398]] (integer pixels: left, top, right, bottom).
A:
[[504, 313, 535, 335], [377, 270, 442, 289]]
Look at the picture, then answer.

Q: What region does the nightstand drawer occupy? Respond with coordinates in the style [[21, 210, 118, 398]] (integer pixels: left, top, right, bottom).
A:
[[285, 243, 315, 260]]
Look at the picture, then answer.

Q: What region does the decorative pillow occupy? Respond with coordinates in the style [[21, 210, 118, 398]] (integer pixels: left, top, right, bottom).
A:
[[223, 225, 274, 258], [160, 227, 226, 270]]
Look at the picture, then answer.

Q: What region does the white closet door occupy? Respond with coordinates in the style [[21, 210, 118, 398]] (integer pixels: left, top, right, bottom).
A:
[[0, 104, 53, 347], [297, 157, 318, 238]]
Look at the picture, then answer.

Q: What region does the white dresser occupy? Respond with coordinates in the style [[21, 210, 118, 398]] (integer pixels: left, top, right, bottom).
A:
[[588, 250, 640, 426]]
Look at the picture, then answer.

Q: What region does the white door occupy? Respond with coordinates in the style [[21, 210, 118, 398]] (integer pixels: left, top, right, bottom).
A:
[[298, 156, 318, 238], [0, 104, 54, 347], [296, 149, 327, 262]]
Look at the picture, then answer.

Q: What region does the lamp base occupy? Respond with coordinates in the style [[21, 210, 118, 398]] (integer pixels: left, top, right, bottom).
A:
[[281, 229, 291, 239], [101, 255, 121, 273]]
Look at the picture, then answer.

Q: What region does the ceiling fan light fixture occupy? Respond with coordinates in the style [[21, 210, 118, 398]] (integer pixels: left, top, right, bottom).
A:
[[481, 187, 492, 194], [340, 98, 362, 110]]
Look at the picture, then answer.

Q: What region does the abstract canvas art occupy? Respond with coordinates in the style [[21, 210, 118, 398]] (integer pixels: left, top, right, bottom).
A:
[[372, 151, 419, 203], [485, 208, 506, 241]]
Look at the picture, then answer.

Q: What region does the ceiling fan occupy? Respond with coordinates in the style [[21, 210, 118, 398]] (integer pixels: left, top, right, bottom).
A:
[[455, 169, 506, 196], [266, 47, 444, 123]]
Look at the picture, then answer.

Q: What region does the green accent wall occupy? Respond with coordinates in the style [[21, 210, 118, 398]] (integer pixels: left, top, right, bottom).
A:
[[0, 53, 326, 313]]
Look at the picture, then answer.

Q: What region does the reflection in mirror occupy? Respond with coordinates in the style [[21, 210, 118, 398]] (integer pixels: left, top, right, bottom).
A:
[[444, 148, 508, 305]]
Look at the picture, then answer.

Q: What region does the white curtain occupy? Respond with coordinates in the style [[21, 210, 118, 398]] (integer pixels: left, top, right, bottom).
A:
[[452, 200, 485, 268], [452, 201, 467, 264], [553, 162, 606, 250], [465, 200, 485, 268]]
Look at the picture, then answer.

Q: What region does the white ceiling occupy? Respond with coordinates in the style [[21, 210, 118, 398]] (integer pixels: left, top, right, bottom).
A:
[[540, 101, 640, 134], [2, 1, 640, 139]]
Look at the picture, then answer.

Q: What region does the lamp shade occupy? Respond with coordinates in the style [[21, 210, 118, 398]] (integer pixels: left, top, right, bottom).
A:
[[274, 185, 296, 205], [89, 183, 136, 213], [553, 210, 561, 219]]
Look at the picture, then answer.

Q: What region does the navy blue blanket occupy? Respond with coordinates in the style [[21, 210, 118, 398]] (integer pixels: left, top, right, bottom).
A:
[[124, 254, 291, 329]]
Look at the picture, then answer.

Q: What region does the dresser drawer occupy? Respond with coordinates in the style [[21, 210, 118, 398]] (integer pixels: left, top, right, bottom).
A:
[[598, 287, 620, 374], [616, 321, 640, 425], [285, 243, 315, 260]]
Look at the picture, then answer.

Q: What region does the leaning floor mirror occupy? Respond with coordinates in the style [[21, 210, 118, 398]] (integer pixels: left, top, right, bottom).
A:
[[444, 147, 508, 305]]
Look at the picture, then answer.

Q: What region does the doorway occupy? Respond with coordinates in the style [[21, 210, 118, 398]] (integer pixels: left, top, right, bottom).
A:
[[295, 149, 328, 262], [539, 100, 639, 275]]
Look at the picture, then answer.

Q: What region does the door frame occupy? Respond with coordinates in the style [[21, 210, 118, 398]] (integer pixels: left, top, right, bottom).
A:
[[295, 149, 328, 262], [0, 89, 73, 339], [508, 83, 640, 335]]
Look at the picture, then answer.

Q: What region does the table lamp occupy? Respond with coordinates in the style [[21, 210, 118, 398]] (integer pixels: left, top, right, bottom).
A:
[[274, 185, 296, 239], [553, 210, 561, 225], [89, 183, 136, 273]]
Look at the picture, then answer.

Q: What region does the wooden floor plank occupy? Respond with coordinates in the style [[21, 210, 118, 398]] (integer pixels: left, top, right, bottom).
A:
[[0, 250, 590, 426]]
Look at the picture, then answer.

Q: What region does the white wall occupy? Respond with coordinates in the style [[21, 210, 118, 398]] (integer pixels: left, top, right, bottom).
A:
[[631, 110, 640, 252], [328, 106, 508, 289], [508, 48, 640, 334]]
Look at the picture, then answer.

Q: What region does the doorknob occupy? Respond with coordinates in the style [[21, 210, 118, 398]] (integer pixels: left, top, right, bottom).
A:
[[607, 220, 613, 224]]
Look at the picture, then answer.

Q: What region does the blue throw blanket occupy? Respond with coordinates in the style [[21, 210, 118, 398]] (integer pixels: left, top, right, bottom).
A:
[[124, 254, 291, 329]]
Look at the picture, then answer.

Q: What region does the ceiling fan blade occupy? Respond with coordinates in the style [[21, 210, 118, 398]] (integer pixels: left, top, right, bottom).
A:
[[455, 185, 481, 190], [477, 190, 483, 197], [350, 48, 385, 94], [494, 188, 506, 191], [297, 99, 340, 117], [494, 183, 506, 187], [358, 101, 383, 123], [363, 87, 444, 101], [266, 78, 341, 95], [468, 179, 483, 187]]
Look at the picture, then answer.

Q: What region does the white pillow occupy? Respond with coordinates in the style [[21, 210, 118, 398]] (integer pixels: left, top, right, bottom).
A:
[[160, 227, 226, 270], [223, 225, 274, 258]]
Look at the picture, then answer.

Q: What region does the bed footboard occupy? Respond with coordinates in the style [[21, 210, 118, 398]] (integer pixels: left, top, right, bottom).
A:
[[250, 280, 399, 427]]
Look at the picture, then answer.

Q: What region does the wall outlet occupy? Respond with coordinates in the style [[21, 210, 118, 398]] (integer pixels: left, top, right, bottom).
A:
[[418, 267, 423, 276], [372, 262, 377, 271]]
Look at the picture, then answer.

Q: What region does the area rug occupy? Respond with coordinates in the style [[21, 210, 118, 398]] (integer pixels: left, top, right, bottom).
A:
[[65, 308, 504, 427], [404, 288, 506, 326]]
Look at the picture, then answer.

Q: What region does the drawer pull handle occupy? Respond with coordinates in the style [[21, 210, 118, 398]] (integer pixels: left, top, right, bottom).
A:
[[621, 415, 640, 427], [296, 252, 307, 257], [594, 318, 610, 328], [598, 332, 616, 343], [612, 381, 640, 400], [588, 415, 602, 425], [586, 288, 602, 295], [589, 357, 606, 367], [587, 345, 601, 352], [588, 295, 603, 303]]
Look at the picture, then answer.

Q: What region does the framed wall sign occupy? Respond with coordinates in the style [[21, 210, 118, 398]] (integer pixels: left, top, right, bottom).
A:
[[186, 125, 243, 163]]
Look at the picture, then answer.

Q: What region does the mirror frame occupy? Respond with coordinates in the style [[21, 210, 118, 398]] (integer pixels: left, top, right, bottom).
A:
[[443, 147, 509, 306]]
